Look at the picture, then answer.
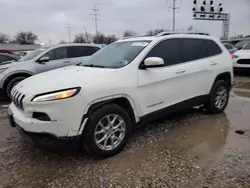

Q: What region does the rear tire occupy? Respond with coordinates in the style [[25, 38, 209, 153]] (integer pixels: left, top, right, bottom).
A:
[[82, 103, 132, 158], [205, 80, 230, 114], [5, 76, 27, 99]]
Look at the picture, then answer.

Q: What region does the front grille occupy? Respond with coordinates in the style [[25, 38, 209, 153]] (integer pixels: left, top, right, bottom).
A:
[[237, 59, 250, 64], [11, 88, 25, 110]]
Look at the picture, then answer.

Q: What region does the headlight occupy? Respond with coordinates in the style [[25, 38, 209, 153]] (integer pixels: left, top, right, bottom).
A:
[[0, 68, 8, 74], [32, 87, 81, 102]]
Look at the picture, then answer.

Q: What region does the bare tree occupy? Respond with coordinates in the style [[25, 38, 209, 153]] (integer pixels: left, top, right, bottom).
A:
[[105, 34, 117, 44], [15, 31, 38, 44], [73, 33, 87, 43], [0, 33, 10, 44], [145, 29, 165, 36], [123, 30, 137, 37], [93, 33, 117, 44], [59, 40, 67, 44]]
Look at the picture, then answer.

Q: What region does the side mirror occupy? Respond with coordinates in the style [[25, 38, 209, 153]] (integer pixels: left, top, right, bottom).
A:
[[37, 57, 50, 64], [139, 57, 164, 69]]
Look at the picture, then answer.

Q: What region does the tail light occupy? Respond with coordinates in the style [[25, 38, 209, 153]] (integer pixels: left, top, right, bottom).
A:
[[230, 53, 238, 59]]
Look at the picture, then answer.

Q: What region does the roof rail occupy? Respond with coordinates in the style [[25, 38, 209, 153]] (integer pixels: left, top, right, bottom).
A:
[[120, 35, 150, 40], [157, 32, 209, 37]]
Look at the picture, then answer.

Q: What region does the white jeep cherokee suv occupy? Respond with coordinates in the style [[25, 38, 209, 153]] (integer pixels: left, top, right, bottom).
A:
[[8, 33, 233, 157]]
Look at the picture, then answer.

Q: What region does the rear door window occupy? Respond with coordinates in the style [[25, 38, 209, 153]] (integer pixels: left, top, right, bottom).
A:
[[145, 39, 181, 66], [43, 47, 68, 60], [68, 46, 99, 58], [180, 39, 208, 62]]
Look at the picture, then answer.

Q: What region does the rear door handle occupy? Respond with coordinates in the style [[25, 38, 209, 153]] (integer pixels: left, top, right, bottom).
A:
[[210, 62, 217, 66], [176, 69, 186, 74], [63, 60, 71, 64]]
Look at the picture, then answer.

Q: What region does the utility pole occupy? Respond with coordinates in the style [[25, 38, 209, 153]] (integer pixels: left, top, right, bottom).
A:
[[67, 22, 71, 43], [168, 0, 179, 31], [91, 5, 100, 43], [91, 2, 110, 44]]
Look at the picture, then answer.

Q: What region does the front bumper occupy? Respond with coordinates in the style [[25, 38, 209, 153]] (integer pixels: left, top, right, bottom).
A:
[[8, 92, 88, 137], [8, 92, 89, 149], [8, 111, 81, 149]]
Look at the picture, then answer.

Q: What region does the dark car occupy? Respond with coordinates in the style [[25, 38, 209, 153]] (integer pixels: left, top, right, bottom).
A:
[[223, 43, 237, 54], [0, 53, 20, 64]]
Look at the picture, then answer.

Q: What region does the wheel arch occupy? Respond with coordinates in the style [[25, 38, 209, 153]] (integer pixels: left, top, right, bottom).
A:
[[207, 71, 232, 98], [3, 72, 33, 89], [78, 94, 139, 135], [212, 72, 232, 90]]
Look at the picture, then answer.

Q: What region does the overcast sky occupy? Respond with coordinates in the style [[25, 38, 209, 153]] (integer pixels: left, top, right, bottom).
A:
[[0, 0, 249, 44]]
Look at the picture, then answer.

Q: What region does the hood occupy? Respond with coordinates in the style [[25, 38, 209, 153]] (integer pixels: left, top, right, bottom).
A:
[[0, 60, 29, 69], [15, 65, 117, 96], [234, 50, 250, 57]]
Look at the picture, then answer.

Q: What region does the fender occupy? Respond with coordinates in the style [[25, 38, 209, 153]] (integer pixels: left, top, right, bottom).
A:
[[2, 70, 34, 88], [77, 94, 139, 135]]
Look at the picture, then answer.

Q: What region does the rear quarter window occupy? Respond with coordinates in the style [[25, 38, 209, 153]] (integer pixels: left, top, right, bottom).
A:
[[180, 38, 208, 62], [203, 40, 222, 56]]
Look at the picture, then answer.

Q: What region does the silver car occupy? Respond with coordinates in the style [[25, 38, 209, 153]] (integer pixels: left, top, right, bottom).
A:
[[0, 43, 100, 99]]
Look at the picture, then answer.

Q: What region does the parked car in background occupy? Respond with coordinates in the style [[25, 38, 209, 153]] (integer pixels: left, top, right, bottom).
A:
[[233, 41, 250, 72], [0, 43, 100, 99], [0, 49, 15, 55], [235, 39, 250, 50], [223, 43, 237, 54], [0, 53, 20, 64], [17, 51, 30, 57], [8, 33, 233, 158]]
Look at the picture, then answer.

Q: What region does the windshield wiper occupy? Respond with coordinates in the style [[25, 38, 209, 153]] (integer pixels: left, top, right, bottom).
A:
[[82, 64, 105, 68]]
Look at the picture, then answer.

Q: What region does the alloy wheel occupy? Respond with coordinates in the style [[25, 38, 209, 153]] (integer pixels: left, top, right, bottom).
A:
[[94, 114, 126, 151], [214, 85, 228, 109]]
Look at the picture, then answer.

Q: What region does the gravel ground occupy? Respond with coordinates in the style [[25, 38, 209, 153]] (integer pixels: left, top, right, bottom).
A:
[[1, 76, 250, 188]]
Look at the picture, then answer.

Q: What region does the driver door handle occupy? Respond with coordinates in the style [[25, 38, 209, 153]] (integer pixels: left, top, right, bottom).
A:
[[176, 69, 186, 74], [210, 61, 217, 66], [63, 60, 71, 64]]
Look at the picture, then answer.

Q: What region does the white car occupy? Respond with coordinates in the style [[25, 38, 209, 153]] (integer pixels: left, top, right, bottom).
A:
[[8, 33, 233, 157], [233, 40, 250, 72]]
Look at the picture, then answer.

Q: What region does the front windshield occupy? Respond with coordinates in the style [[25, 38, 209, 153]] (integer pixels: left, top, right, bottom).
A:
[[19, 47, 48, 61], [243, 42, 250, 50], [81, 41, 150, 68]]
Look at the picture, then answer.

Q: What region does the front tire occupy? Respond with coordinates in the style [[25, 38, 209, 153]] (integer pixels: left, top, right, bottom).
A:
[[82, 103, 132, 158], [5, 76, 27, 99], [205, 80, 230, 114]]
